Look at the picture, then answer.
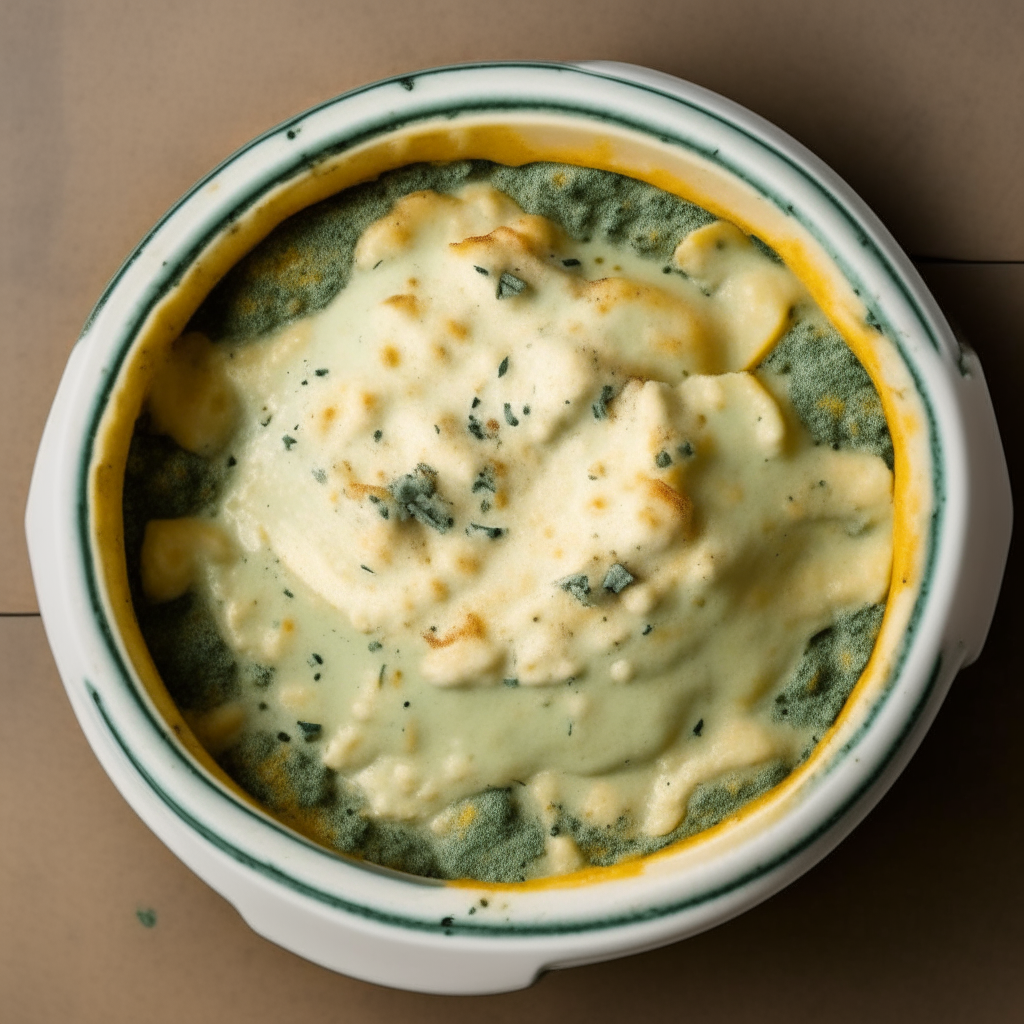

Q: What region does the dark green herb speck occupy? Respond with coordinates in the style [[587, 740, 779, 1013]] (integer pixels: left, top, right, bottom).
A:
[[496, 273, 526, 299], [503, 403, 519, 426], [498, 356, 510, 377], [135, 908, 158, 929], [592, 385, 615, 420], [472, 467, 496, 493], [389, 464, 455, 533], [602, 563, 635, 594], [559, 573, 591, 605], [282, 435, 297, 450], [655, 450, 672, 468], [469, 523, 505, 539]]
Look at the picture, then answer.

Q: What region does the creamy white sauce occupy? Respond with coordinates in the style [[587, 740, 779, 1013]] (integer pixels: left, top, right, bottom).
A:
[[141, 184, 893, 868]]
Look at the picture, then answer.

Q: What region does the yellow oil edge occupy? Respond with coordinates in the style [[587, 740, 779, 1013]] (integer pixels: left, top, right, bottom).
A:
[[89, 116, 930, 891]]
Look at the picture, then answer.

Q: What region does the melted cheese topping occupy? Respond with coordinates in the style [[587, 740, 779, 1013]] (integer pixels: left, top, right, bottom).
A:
[[141, 184, 893, 869]]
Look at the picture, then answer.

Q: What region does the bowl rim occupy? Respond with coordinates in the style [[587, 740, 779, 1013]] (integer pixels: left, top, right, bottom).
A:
[[26, 60, 1007, 981]]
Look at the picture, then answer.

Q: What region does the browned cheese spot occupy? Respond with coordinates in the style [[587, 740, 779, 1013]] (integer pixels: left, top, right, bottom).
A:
[[422, 612, 487, 649], [380, 344, 402, 368], [446, 319, 470, 341], [383, 293, 422, 318]]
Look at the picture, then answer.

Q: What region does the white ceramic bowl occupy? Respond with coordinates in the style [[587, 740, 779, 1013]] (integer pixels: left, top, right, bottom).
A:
[[26, 62, 1012, 994]]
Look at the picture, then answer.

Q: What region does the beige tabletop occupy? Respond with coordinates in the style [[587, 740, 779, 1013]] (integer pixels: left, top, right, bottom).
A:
[[2, 1, 1022, 1020]]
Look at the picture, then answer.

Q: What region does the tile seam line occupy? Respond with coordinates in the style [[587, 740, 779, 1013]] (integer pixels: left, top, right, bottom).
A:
[[0, 612, 42, 617], [909, 257, 1024, 265]]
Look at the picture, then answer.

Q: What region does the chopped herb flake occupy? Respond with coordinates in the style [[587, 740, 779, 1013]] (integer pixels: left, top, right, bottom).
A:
[[310, 653, 323, 665], [136, 908, 157, 928], [373, 429, 383, 442], [472, 467, 496, 493], [642, 624, 654, 636], [314, 368, 329, 376], [522, 405, 531, 415], [361, 564, 375, 573], [498, 355, 510, 377], [260, 415, 272, 427], [479, 499, 491, 513], [655, 450, 672, 468], [559, 573, 591, 605], [503, 677, 519, 687], [251, 665, 275, 688], [469, 522, 505, 539], [283, 589, 294, 598], [277, 731, 291, 743], [678, 441, 695, 458], [472, 396, 481, 408], [403, 701, 410, 707], [368, 640, 383, 652], [693, 718, 704, 736], [602, 563, 635, 594], [467, 414, 486, 440], [297, 721, 322, 741], [496, 273, 526, 299], [226, 455, 237, 467], [503, 402, 519, 426], [562, 258, 581, 267], [282, 435, 297, 449], [434, 424, 440, 434], [474, 265, 489, 276], [389, 464, 455, 532], [592, 385, 616, 420], [312, 468, 327, 484]]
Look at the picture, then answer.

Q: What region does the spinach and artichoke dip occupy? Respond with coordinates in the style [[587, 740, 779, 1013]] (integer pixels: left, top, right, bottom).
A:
[[124, 162, 894, 882]]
